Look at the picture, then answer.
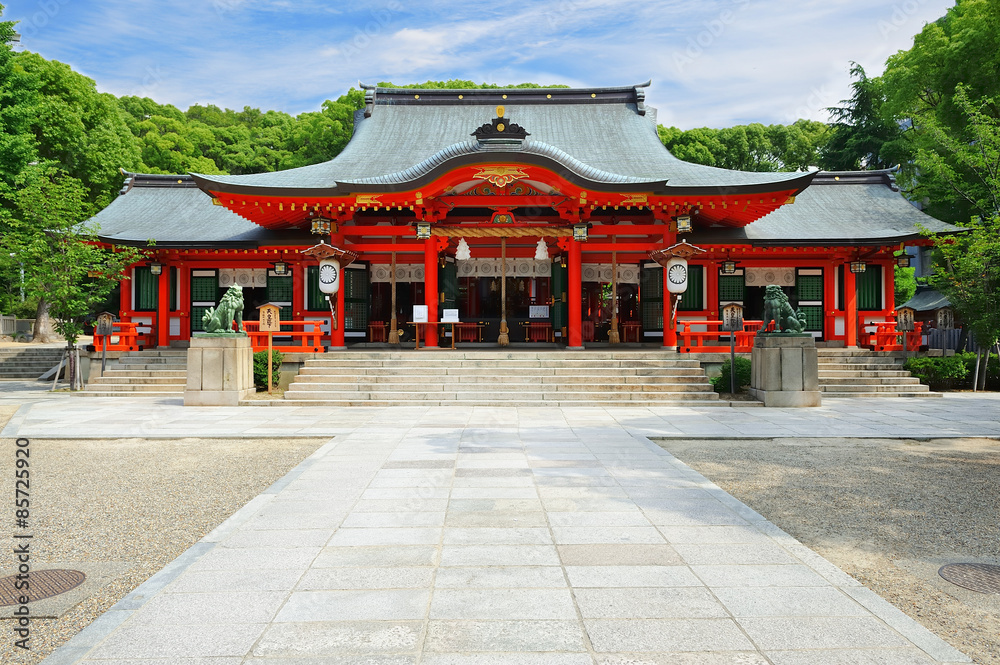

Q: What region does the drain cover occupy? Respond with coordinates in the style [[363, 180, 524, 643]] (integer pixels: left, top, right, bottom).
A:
[[938, 563, 1000, 594], [0, 569, 87, 606]]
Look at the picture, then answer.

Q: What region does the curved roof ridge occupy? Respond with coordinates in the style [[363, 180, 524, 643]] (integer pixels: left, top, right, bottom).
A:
[[345, 139, 653, 186]]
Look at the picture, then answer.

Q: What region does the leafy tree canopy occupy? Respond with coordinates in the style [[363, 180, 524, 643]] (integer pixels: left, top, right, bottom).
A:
[[657, 119, 829, 172]]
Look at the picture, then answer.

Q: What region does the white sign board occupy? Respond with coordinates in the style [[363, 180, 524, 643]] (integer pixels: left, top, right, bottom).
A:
[[412, 305, 429, 323], [529, 305, 550, 319], [441, 309, 459, 323]]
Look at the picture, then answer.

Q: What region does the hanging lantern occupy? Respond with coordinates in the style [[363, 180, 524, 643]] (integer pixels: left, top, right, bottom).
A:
[[534, 238, 549, 261], [456, 238, 472, 261], [318, 258, 341, 294], [665, 256, 689, 294]]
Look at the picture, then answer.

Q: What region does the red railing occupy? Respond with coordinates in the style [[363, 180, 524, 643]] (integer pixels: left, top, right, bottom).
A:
[[678, 320, 765, 353], [243, 320, 324, 353], [92, 322, 144, 352], [865, 321, 923, 352]]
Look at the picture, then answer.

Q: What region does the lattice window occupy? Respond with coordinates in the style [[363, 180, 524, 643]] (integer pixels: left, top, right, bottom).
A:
[[641, 266, 663, 331], [857, 266, 883, 311], [797, 274, 823, 302], [718, 274, 744, 302], [190, 305, 212, 333], [267, 275, 293, 303], [190, 275, 217, 303]]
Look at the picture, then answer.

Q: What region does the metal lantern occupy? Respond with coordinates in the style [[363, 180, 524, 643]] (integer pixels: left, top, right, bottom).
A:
[[896, 255, 911, 268], [850, 260, 867, 274], [573, 223, 589, 242], [148, 261, 163, 276], [665, 257, 689, 294], [318, 258, 341, 294], [272, 261, 289, 276], [416, 222, 432, 239], [676, 215, 692, 233], [721, 260, 737, 275], [310, 218, 332, 235]]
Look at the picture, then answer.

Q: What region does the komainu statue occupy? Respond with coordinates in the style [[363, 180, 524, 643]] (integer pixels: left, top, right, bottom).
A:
[[760, 284, 807, 334], [202, 285, 245, 334]]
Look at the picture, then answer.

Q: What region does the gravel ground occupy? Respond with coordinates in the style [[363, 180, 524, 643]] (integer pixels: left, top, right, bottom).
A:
[[0, 404, 324, 664], [657, 436, 1000, 665]]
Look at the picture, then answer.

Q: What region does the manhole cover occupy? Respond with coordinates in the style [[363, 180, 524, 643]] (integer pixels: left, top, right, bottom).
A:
[[938, 563, 1000, 594], [0, 569, 87, 606]]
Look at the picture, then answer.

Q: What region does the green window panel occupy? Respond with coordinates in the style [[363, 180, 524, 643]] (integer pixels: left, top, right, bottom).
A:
[[857, 265, 883, 311], [134, 266, 157, 311], [267, 275, 293, 303], [343, 268, 369, 332], [169, 267, 177, 311], [190, 274, 217, 303], [718, 274, 744, 302], [677, 265, 704, 311], [798, 305, 823, 332], [551, 261, 567, 329], [796, 274, 823, 302], [440, 262, 458, 309], [306, 266, 327, 311], [640, 266, 663, 331]]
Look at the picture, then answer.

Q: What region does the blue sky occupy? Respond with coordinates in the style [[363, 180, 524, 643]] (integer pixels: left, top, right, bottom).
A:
[[6, 0, 954, 129]]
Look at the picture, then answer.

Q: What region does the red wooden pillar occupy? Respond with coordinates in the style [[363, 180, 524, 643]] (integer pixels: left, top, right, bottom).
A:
[[120, 267, 133, 319], [823, 263, 836, 342], [292, 260, 306, 320], [178, 265, 190, 340], [424, 237, 439, 348], [662, 267, 677, 349], [844, 263, 858, 347], [567, 239, 583, 349], [156, 262, 170, 348]]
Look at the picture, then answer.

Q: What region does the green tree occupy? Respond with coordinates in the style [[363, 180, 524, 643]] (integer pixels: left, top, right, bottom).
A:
[[821, 63, 905, 171], [1, 165, 143, 364], [657, 121, 828, 172], [881, 0, 1000, 222], [920, 87, 1000, 377]]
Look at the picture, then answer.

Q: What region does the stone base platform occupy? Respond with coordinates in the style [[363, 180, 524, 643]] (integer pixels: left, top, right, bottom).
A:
[[184, 335, 254, 406], [750, 334, 821, 407]]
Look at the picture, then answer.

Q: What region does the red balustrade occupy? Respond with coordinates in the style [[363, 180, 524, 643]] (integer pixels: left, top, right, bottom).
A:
[[243, 320, 324, 353]]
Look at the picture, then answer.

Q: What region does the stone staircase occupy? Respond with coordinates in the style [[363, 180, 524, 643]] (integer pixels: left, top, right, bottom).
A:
[[817, 348, 938, 398], [279, 350, 723, 407], [85, 350, 187, 397], [0, 347, 65, 379]]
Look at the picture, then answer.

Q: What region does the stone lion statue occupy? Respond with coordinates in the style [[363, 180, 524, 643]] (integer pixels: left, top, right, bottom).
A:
[[760, 284, 807, 334], [202, 285, 245, 334]]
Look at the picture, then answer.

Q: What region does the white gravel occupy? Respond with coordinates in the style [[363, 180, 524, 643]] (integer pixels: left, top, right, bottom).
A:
[[658, 436, 1000, 665], [1, 404, 324, 664]]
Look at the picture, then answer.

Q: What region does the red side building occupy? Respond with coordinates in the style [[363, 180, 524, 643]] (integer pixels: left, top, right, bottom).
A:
[[90, 83, 958, 351]]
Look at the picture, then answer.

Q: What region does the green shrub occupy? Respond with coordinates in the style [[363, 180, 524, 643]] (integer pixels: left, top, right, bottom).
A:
[[903, 355, 968, 390], [713, 356, 752, 393], [957, 351, 999, 390], [253, 349, 283, 390]]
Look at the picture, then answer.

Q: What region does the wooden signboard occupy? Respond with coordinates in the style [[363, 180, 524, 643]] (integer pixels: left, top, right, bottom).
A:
[[259, 304, 282, 394]]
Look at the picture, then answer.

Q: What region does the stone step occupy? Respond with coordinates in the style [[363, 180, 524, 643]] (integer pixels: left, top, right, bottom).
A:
[[89, 376, 190, 386], [302, 359, 703, 369], [84, 383, 185, 393], [324, 351, 697, 360], [267, 398, 732, 407], [80, 391, 185, 398], [816, 376, 923, 386], [119, 357, 187, 366], [285, 381, 713, 394], [820, 383, 930, 393], [281, 391, 720, 403], [299, 363, 703, 378], [99, 370, 188, 378], [292, 373, 710, 385], [821, 391, 942, 398]]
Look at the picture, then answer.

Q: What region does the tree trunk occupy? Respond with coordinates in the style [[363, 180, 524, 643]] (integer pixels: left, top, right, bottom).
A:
[[978, 350, 989, 391], [31, 298, 60, 343]]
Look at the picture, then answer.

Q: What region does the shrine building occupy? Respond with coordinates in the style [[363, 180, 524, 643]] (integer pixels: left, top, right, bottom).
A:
[[89, 82, 959, 352]]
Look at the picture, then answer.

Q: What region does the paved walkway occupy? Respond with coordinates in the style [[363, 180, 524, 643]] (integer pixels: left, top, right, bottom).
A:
[[5, 395, 996, 664]]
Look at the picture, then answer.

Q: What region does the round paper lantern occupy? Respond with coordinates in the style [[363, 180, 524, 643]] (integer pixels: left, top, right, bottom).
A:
[[318, 259, 341, 294], [666, 257, 689, 294]]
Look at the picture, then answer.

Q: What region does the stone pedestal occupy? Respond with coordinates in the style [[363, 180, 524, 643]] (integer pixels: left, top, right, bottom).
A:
[[750, 335, 821, 407], [184, 335, 254, 406]]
